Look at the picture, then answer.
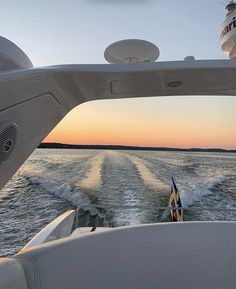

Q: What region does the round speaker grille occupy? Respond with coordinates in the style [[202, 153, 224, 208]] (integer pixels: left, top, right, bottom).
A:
[[0, 122, 17, 164]]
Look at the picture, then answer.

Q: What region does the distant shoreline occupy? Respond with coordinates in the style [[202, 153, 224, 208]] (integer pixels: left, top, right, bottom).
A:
[[38, 143, 236, 153]]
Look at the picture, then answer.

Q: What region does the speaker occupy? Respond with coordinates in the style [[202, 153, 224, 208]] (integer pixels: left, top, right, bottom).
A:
[[0, 122, 17, 164]]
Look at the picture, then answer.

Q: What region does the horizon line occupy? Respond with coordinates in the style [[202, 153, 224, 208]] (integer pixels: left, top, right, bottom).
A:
[[40, 142, 236, 151]]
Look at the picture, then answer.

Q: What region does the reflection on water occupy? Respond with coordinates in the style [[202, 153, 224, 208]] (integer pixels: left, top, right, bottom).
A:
[[78, 152, 105, 191], [125, 154, 168, 190]]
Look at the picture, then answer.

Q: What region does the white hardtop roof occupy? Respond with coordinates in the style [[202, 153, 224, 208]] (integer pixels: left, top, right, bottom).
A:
[[0, 59, 236, 190]]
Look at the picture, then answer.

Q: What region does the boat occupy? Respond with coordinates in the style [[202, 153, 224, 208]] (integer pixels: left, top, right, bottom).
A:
[[1, 2, 236, 289]]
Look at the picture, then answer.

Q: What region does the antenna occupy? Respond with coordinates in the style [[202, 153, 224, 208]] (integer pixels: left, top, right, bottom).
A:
[[221, 0, 236, 58], [218, 1, 229, 7], [104, 39, 160, 64], [226, 1, 236, 16]]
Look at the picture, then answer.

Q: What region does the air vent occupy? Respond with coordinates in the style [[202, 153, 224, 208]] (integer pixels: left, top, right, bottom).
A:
[[0, 122, 17, 164]]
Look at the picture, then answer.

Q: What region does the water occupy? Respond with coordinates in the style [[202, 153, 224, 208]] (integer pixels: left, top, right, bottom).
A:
[[0, 149, 236, 256]]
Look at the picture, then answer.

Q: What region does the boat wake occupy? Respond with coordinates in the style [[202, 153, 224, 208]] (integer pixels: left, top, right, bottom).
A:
[[125, 155, 168, 190], [180, 175, 225, 207], [23, 172, 92, 207], [77, 153, 105, 191]]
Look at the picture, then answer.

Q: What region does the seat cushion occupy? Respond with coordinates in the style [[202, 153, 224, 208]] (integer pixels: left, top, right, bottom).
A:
[[0, 258, 28, 289], [14, 222, 236, 289]]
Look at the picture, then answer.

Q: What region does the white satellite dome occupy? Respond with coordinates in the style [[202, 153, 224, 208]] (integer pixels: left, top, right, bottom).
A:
[[221, 2, 236, 59], [0, 37, 33, 71], [104, 39, 160, 64]]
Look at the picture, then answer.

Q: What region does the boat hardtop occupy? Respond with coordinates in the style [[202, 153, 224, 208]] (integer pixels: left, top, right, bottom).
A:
[[1, 2, 236, 288]]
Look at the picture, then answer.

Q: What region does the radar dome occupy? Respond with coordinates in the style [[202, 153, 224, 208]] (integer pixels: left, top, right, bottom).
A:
[[0, 37, 33, 71], [221, 2, 236, 59], [104, 39, 160, 64]]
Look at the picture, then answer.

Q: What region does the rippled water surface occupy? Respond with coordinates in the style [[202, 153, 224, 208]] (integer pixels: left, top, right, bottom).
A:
[[0, 149, 236, 256]]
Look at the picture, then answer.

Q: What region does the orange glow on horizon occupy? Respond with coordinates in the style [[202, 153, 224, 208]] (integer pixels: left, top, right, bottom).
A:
[[44, 97, 236, 150]]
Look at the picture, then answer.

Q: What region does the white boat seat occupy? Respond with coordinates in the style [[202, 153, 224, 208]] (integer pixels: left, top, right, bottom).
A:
[[0, 258, 28, 289], [14, 222, 236, 289]]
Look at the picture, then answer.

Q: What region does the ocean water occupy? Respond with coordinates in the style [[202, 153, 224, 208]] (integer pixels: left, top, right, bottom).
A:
[[0, 149, 236, 256]]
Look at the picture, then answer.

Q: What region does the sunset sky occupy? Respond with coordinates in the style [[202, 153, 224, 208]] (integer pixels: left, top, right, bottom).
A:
[[45, 96, 236, 149], [1, 0, 236, 149]]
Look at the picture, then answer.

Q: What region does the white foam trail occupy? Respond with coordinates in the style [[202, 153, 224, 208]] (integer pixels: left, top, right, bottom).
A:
[[126, 155, 167, 190], [78, 153, 105, 191], [114, 210, 141, 226], [23, 172, 91, 207], [116, 189, 142, 226], [180, 176, 225, 207]]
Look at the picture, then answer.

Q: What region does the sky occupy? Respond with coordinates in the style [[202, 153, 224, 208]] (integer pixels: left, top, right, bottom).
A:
[[1, 0, 236, 149]]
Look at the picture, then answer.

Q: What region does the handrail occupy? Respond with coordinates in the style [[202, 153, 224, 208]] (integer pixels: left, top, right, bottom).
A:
[[77, 204, 236, 212]]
